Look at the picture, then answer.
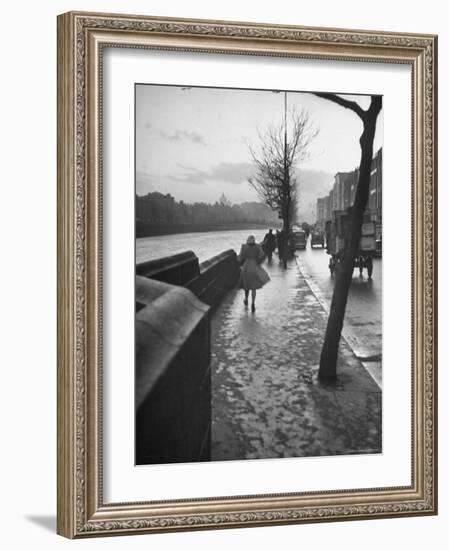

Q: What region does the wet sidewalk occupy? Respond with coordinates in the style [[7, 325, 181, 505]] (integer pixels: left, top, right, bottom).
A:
[[210, 257, 382, 461]]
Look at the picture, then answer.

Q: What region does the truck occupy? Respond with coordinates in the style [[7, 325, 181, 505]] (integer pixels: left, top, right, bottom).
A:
[[292, 228, 307, 250], [310, 228, 325, 248]]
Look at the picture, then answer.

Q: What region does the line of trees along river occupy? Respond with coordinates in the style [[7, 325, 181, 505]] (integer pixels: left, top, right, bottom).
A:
[[136, 192, 280, 237]]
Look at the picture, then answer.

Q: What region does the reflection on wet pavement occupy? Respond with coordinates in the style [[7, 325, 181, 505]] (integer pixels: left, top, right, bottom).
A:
[[211, 258, 382, 462]]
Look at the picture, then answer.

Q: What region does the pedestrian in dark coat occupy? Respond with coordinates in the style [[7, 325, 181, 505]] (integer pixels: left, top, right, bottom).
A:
[[277, 230, 286, 262], [262, 229, 277, 260]]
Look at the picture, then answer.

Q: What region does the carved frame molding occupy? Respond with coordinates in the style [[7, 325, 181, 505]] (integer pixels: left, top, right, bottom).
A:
[[57, 11, 437, 538]]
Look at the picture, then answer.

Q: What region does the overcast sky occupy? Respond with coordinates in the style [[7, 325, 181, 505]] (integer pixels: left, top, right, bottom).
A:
[[136, 84, 383, 205]]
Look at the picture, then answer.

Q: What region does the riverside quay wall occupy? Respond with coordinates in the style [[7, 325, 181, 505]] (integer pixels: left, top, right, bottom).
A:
[[136, 249, 240, 310], [135, 250, 239, 464]]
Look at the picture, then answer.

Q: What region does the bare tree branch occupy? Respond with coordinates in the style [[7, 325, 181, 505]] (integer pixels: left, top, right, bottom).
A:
[[312, 92, 366, 120], [247, 107, 318, 242]]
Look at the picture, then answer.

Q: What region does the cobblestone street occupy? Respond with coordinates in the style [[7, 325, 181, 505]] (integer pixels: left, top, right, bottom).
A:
[[211, 258, 382, 461]]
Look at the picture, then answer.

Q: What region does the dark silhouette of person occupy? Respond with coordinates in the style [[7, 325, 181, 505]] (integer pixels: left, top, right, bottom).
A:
[[262, 229, 277, 261], [277, 230, 286, 262]]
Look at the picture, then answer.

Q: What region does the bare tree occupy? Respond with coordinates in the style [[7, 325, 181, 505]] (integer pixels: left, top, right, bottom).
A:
[[248, 107, 318, 265], [312, 93, 382, 380]]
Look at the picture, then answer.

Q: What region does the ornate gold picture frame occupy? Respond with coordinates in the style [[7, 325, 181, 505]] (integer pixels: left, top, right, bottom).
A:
[[57, 11, 437, 538]]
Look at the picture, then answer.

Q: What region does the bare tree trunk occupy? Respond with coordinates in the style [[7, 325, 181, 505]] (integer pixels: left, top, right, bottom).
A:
[[282, 183, 291, 268], [318, 96, 382, 380]]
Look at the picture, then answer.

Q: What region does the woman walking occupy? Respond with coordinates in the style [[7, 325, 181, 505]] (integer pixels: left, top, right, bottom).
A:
[[238, 235, 271, 312]]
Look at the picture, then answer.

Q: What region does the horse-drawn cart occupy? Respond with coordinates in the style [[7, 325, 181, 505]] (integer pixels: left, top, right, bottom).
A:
[[325, 210, 376, 278]]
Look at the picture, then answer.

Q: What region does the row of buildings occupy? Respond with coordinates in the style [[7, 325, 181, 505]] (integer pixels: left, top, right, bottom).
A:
[[316, 147, 382, 237]]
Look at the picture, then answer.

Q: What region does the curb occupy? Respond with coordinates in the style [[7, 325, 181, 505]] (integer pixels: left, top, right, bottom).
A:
[[294, 255, 382, 390]]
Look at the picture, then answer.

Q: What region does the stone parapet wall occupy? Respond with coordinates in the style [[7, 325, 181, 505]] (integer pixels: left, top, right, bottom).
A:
[[135, 249, 239, 464], [135, 276, 211, 465], [189, 249, 240, 309], [136, 250, 199, 287], [136, 249, 240, 309]]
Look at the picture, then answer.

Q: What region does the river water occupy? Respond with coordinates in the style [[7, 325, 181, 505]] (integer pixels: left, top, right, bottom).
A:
[[136, 228, 270, 264]]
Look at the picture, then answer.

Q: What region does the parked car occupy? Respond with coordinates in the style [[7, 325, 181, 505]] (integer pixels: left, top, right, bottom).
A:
[[292, 229, 307, 250]]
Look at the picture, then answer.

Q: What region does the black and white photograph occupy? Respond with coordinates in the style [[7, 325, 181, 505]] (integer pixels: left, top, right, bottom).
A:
[[135, 83, 383, 466]]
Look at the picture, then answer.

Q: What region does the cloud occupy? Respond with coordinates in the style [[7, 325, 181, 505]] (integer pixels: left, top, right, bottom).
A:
[[169, 162, 254, 186], [136, 171, 157, 194], [157, 129, 207, 145], [297, 169, 334, 196], [295, 169, 334, 222]]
